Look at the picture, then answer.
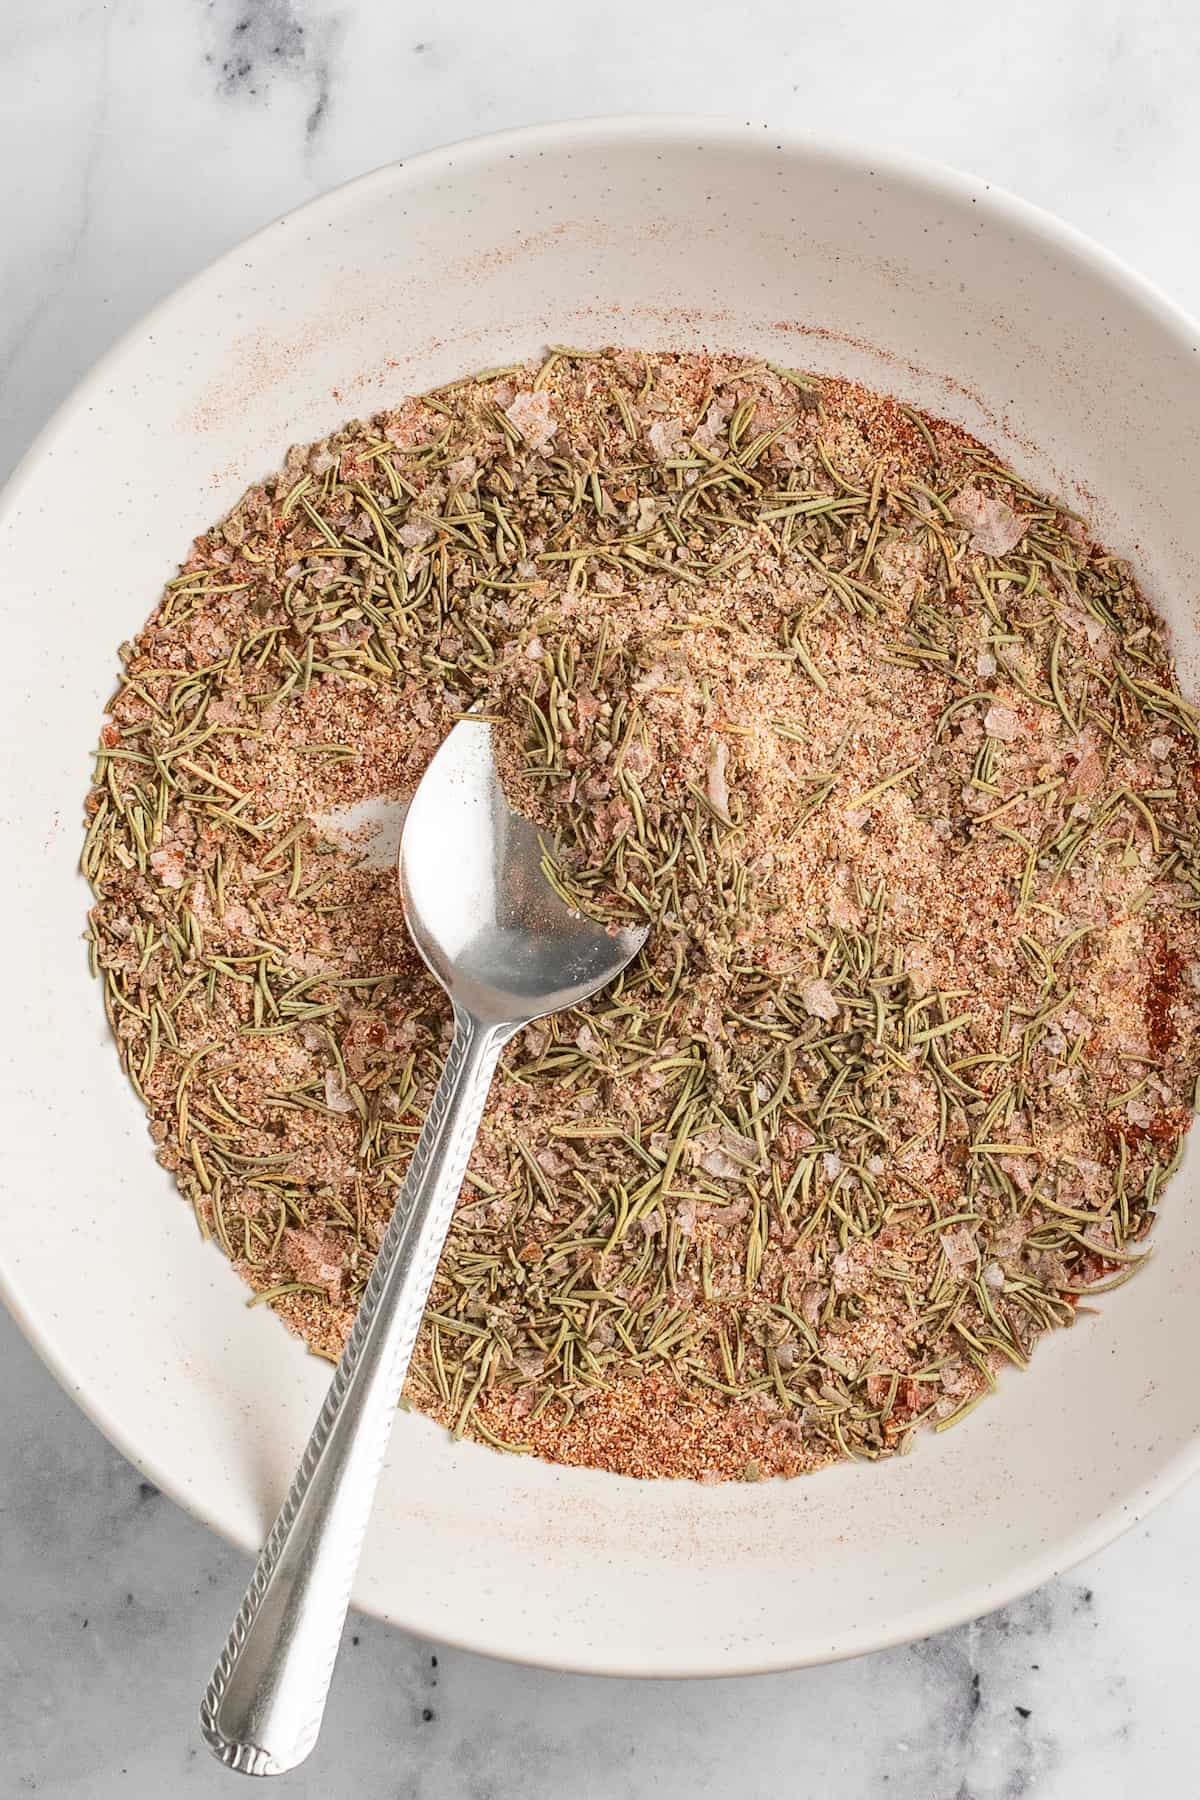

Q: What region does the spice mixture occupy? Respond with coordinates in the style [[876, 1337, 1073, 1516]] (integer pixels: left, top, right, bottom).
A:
[[83, 349, 1200, 1482]]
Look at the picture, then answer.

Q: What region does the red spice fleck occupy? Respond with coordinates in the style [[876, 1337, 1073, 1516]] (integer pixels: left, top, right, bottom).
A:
[[1146, 936, 1183, 1057], [1108, 1107, 1190, 1150]]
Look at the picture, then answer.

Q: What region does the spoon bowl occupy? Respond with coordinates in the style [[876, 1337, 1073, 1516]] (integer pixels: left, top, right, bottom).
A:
[[401, 719, 647, 1024]]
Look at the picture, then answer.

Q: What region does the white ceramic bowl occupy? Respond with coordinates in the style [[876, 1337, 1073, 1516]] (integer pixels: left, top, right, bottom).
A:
[[4, 117, 1200, 1677]]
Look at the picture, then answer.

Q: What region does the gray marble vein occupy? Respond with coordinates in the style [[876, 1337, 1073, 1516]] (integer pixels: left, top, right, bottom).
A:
[[5, 1, 1200, 1793], [202, 0, 343, 146]]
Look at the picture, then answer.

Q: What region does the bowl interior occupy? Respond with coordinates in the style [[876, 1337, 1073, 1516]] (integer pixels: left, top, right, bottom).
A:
[[4, 119, 1200, 1674]]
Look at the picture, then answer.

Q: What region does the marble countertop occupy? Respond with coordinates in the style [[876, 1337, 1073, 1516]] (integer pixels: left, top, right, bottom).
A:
[[4, 3, 1200, 1794]]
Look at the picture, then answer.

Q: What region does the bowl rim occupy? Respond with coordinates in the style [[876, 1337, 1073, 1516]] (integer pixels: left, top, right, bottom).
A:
[[6, 112, 1200, 1675]]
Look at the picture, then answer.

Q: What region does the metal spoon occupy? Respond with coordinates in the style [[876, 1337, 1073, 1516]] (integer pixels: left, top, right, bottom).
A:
[[199, 719, 646, 1776]]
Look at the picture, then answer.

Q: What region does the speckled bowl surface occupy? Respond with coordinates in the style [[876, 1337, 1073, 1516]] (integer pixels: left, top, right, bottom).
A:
[[3, 117, 1200, 1675]]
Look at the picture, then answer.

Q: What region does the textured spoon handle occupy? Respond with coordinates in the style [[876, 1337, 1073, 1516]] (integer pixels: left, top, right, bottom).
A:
[[200, 1006, 506, 1777]]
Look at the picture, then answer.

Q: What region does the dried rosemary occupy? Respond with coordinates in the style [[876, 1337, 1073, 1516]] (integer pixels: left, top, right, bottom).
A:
[[82, 349, 1200, 1482]]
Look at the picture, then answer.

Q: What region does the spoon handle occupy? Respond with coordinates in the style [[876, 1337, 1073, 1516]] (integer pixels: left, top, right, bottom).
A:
[[200, 1005, 508, 1777]]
